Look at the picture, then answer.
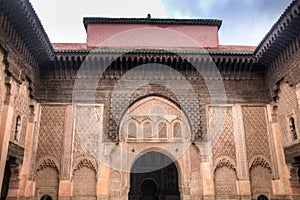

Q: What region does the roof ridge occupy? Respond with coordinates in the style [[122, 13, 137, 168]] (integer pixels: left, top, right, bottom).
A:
[[54, 48, 253, 55], [83, 17, 222, 30]]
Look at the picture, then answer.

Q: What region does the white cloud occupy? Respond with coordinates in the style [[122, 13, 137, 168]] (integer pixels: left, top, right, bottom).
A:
[[30, 0, 292, 46], [30, 0, 170, 43]]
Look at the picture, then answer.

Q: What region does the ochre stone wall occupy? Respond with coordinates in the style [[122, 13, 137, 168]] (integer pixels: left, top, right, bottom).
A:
[[277, 83, 300, 146]]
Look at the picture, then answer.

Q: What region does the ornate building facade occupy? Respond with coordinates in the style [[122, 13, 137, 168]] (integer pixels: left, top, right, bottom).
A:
[[0, 0, 300, 199]]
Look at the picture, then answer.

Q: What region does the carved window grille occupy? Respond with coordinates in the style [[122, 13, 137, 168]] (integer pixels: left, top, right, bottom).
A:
[[289, 116, 297, 140], [173, 122, 182, 138], [143, 122, 152, 138], [128, 122, 137, 138], [14, 115, 21, 141], [158, 122, 167, 138]]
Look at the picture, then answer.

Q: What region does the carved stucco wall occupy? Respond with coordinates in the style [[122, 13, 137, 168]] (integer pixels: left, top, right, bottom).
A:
[[36, 105, 66, 162], [73, 163, 97, 199], [243, 106, 274, 197], [35, 104, 101, 199], [72, 104, 102, 197], [35, 164, 59, 200], [277, 83, 300, 146], [214, 166, 238, 199], [243, 106, 271, 163], [29, 101, 280, 199], [120, 96, 190, 141], [209, 106, 236, 162], [9, 82, 30, 146], [209, 106, 238, 197], [250, 165, 272, 198], [105, 80, 203, 142], [119, 96, 191, 199], [73, 105, 103, 160]]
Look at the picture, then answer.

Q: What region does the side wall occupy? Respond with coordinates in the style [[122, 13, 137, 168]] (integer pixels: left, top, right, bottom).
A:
[[266, 47, 300, 198]]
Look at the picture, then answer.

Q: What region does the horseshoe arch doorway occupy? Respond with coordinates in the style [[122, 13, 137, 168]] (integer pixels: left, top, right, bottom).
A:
[[128, 151, 180, 200]]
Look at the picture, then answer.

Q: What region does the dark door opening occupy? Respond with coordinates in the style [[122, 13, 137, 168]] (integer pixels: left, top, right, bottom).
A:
[[1, 160, 11, 200], [129, 151, 180, 200], [41, 195, 53, 200], [257, 195, 268, 200]]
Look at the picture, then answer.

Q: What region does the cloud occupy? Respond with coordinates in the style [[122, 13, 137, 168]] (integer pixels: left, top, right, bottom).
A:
[[31, 0, 292, 45], [161, 0, 292, 45], [30, 0, 169, 43]]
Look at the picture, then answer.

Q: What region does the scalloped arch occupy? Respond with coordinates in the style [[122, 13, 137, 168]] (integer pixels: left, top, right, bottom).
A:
[[35, 156, 60, 173], [249, 155, 272, 174], [73, 157, 97, 173], [213, 156, 237, 175]]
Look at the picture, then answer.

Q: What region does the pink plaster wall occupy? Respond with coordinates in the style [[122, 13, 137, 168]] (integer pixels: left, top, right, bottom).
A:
[[86, 24, 219, 49]]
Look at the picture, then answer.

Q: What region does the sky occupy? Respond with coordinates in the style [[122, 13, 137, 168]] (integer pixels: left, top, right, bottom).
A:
[[30, 0, 292, 46]]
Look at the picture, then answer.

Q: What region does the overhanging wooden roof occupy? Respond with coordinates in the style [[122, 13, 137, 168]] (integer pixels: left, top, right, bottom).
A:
[[254, 0, 300, 66], [0, 0, 54, 65]]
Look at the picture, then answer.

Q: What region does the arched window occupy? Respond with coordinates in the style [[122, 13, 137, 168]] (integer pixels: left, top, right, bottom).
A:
[[158, 122, 167, 138], [289, 116, 297, 140], [173, 122, 182, 138], [14, 115, 21, 141], [128, 122, 137, 138], [143, 122, 152, 138], [257, 195, 268, 200]]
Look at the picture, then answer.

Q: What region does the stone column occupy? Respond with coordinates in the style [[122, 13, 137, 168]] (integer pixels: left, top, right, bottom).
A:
[[97, 163, 110, 200], [266, 105, 292, 196], [19, 102, 40, 198], [121, 171, 130, 200], [201, 161, 214, 200], [195, 141, 214, 200], [59, 105, 74, 199], [232, 105, 251, 199], [0, 77, 15, 195]]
